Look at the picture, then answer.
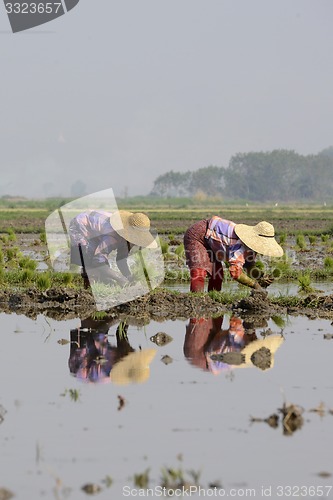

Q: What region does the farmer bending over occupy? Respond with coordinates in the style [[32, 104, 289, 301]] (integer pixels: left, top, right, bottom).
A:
[[184, 217, 283, 292], [69, 210, 157, 286]]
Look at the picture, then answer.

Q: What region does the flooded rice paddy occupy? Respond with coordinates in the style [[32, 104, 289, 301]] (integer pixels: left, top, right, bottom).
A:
[[1, 311, 333, 499]]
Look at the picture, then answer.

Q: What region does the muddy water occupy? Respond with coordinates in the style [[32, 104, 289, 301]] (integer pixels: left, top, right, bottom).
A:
[[0, 313, 333, 499], [166, 280, 333, 296]]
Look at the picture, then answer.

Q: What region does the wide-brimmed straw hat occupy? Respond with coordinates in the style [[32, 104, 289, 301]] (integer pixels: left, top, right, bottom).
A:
[[234, 221, 283, 257], [110, 348, 157, 385], [240, 335, 284, 370], [109, 210, 157, 248]]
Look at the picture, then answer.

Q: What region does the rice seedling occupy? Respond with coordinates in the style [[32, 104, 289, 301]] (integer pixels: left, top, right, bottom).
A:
[[18, 256, 38, 270], [1, 234, 9, 244], [133, 469, 150, 489], [6, 248, 17, 261], [270, 254, 294, 279], [279, 233, 287, 246], [321, 234, 330, 243], [174, 243, 185, 263], [60, 388, 81, 402], [7, 229, 16, 242], [36, 273, 51, 290], [296, 234, 306, 250], [308, 235, 316, 245], [159, 239, 169, 255], [324, 256, 333, 269], [297, 272, 314, 293], [39, 231, 47, 244], [21, 269, 35, 283], [91, 310, 108, 320], [60, 272, 73, 285]]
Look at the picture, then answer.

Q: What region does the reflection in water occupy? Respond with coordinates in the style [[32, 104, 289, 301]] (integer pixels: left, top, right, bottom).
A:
[[69, 317, 134, 383], [69, 317, 156, 385], [184, 316, 284, 374]]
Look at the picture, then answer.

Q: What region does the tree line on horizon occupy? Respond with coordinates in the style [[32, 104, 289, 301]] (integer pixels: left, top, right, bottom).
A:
[[150, 147, 333, 202]]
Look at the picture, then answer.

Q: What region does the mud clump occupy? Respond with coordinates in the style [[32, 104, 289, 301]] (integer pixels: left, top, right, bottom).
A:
[[234, 290, 273, 314], [250, 346, 272, 370], [279, 403, 304, 435]]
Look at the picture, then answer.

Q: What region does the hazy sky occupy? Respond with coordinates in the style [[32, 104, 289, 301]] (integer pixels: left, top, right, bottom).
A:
[[1, 0, 332, 198]]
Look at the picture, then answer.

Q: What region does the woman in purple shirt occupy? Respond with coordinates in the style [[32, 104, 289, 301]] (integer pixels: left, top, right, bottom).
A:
[[184, 216, 283, 292], [69, 209, 157, 286]]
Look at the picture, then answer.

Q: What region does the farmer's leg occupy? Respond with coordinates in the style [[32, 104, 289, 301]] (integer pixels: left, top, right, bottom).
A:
[[190, 268, 207, 292], [208, 261, 224, 291]]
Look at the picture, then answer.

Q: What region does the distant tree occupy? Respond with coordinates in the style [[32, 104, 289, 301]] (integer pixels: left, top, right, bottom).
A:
[[149, 148, 333, 201], [150, 170, 191, 197], [189, 166, 225, 197], [319, 146, 333, 159]]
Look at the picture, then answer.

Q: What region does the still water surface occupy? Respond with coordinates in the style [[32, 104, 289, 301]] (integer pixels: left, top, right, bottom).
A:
[[0, 312, 333, 499]]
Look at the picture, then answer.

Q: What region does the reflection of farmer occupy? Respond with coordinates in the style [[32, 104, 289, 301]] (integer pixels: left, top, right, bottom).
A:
[[69, 318, 135, 383], [184, 217, 283, 292], [184, 316, 283, 374], [69, 210, 157, 286], [184, 316, 256, 373]]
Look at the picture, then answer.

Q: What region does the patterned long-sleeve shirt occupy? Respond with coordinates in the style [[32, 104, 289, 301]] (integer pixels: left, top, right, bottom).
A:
[[205, 216, 256, 279], [68, 210, 130, 274]]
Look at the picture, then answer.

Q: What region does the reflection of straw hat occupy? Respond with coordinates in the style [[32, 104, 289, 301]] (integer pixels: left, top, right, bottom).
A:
[[110, 348, 157, 385], [234, 221, 283, 257], [109, 210, 157, 248], [240, 335, 284, 370]]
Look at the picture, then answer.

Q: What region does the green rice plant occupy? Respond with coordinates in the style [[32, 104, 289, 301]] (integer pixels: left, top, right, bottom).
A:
[[308, 235, 316, 245], [327, 241, 333, 255], [174, 243, 185, 263], [270, 254, 293, 279], [36, 272, 51, 290], [1, 234, 9, 244], [0, 266, 4, 282], [133, 469, 150, 489], [91, 310, 108, 320], [279, 232, 287, 246], [6, 247, 17, 261], [0, 248, 3, 265], [296, 233, 306, 250], [255, 259, 265, 270], [321, 234, 330, 243], [208, 289, 249, 303], [324, 256, 333, 269], [297, 271, 314, 293], [7, 229, 16, 242], [21, 269, 35, 283], [271, 315, 287, 329], [62, 272, 73, 285], [18, 257, 38, 271], [60, 388, 81, 402], [39, 231, 47, 244], [159, 239, 169, 255]]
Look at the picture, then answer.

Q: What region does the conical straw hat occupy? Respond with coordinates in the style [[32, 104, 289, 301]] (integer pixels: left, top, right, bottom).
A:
[[240, 335, 284, 370], [109, 210, 157, 248], [234, 221, 283, 257], [110, 348, 157, 385]]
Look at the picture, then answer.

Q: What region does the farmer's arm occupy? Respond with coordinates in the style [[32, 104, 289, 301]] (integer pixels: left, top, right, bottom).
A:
[[228, 250, 262, 290], [115, 240, 132, 279]]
